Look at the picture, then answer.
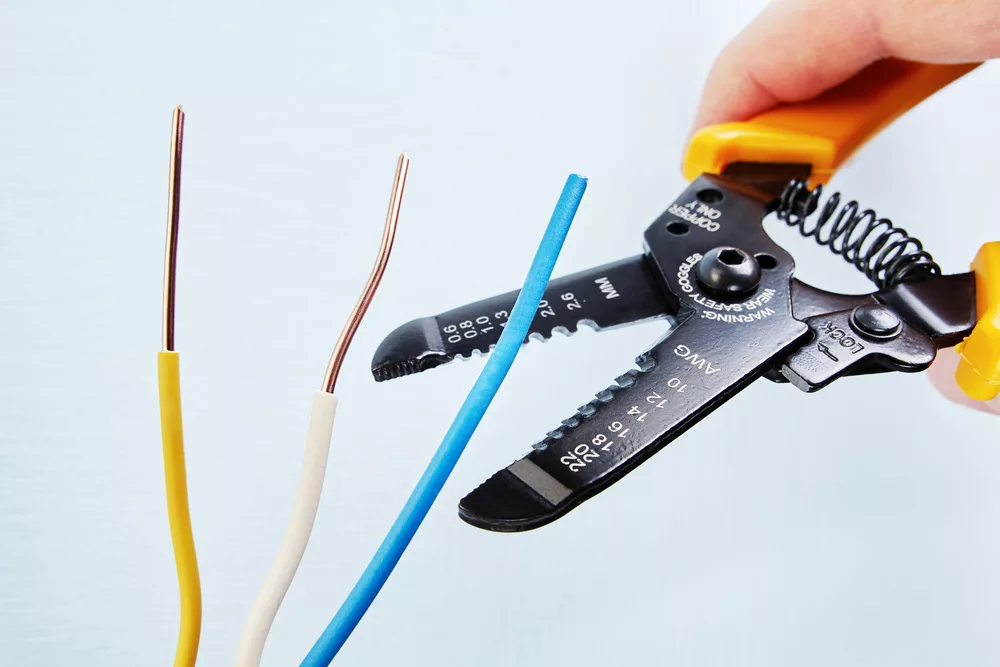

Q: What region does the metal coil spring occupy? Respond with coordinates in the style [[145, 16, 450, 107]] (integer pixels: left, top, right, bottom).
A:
[[776, 179, 940, 289]]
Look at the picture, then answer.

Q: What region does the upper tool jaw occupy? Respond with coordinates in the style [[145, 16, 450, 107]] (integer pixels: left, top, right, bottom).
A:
[[370, 255, 673, 382]]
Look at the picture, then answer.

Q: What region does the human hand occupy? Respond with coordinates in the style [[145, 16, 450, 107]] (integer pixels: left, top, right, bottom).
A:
[[690, 0, 1000, 132], [689, 0, 1000, 413]]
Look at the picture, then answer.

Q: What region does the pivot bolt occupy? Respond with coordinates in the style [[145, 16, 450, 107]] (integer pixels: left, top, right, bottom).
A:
[[696, 246, 761, 296], [850, 304, 902, 340]]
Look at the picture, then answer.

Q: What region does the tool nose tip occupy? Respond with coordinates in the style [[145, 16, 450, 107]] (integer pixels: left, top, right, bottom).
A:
[[458, 469, 557, 532], [370, 316, 450, 381]]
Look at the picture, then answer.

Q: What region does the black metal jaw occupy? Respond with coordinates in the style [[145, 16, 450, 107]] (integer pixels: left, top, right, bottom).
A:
[[371, 175, 978, 533]]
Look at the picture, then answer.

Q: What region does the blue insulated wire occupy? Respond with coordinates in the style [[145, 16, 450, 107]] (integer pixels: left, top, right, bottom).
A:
[[300, 174, 588, 666]]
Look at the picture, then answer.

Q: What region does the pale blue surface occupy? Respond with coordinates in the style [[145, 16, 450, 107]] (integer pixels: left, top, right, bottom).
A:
[[2, 2, 1000, 666]]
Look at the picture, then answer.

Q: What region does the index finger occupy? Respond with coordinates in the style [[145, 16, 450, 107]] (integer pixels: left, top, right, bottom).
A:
[[692, 0, 1000, 132]]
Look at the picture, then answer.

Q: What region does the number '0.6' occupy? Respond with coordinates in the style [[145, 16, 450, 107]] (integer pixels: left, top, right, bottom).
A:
[[443, 316, 496, 344]]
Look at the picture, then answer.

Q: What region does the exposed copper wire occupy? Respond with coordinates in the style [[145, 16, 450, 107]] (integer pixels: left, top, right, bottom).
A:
[[162, 105, 185, 351], [322, 152, 409, 393]]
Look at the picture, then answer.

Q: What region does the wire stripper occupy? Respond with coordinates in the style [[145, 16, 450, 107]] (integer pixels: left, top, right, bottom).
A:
[[371, 59, 1000, 532]]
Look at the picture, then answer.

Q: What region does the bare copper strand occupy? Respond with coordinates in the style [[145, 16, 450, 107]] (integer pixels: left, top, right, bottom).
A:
[[323, 153, 409, 393], [162, 105, 185, 351]]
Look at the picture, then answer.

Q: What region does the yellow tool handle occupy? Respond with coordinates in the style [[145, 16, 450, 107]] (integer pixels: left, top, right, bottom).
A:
[[683, 59, 980, 185]]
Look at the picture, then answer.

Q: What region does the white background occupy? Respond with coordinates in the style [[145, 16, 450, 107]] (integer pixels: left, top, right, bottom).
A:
[[2, 1, 999, 665]]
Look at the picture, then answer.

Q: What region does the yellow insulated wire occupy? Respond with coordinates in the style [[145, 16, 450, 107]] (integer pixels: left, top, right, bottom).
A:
[[158, 105, 202, 667], [158, 350, 202, 666]]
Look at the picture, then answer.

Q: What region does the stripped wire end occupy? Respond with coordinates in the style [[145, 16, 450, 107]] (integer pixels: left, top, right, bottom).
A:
[[163, 105, 185, 352], [323, 152, 409, 393]]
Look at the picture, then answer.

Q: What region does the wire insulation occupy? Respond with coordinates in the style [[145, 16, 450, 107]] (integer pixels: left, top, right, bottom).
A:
[[299, 173, 587, 666], [158, 351, 202, 667], [234, 392, 338, 666]]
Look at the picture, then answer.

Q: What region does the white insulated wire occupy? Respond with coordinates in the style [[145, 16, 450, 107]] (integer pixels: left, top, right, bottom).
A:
[[234, 391, 338, 667]]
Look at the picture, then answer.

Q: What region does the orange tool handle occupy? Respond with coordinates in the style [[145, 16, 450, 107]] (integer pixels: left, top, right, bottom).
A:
[[683, 59, 980, 185], [955, 243, 1000, 401]]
